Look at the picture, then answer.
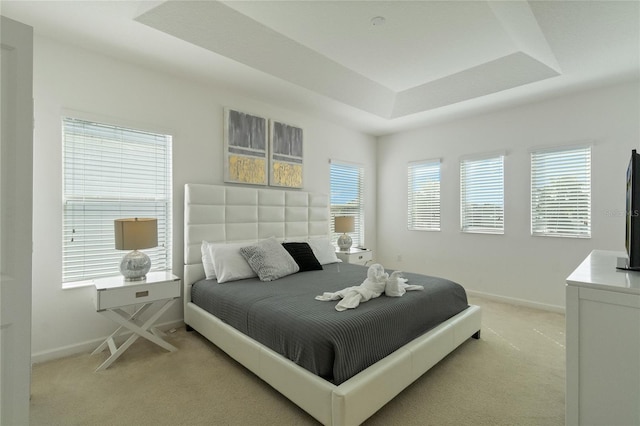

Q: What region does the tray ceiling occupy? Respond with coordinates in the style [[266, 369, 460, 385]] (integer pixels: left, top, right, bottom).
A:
[[2, 0, 639, 135]]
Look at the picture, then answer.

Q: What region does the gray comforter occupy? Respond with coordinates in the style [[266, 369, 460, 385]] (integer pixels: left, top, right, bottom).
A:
[[191, 262, 469, 385]]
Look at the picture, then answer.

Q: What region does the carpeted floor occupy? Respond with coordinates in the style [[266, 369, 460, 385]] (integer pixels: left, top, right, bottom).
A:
[[29, 296, 565, 425]]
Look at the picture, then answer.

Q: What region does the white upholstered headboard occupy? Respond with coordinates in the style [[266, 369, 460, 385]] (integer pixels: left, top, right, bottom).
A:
[[183, 183, 330, 289]]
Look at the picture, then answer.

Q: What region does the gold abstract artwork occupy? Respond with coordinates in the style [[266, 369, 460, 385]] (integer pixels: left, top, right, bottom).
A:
[[228, 155, 267, 185], [271, 161, 302, 188]]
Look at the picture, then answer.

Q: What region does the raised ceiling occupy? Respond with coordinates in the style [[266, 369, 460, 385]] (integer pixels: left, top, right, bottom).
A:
[[2, 1, 639, 135], [137, 0, 563, 119]]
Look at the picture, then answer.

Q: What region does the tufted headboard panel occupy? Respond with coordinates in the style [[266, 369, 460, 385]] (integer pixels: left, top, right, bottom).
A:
[[183, 183, 330, 288]]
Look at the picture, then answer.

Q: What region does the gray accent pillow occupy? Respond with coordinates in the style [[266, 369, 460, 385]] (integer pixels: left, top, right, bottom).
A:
[[240, 237, 300, 281]]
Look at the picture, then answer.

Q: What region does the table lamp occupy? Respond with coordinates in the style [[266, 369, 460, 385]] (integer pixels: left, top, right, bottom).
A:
[[114, 218, 158, 281], [335, 216, 354, 251]]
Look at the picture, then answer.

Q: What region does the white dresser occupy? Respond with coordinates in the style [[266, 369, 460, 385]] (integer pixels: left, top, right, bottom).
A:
[[565, 250, 640, 426]]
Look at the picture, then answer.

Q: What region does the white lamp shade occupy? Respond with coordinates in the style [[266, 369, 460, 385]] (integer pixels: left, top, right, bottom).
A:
[[114, 218, 158, 250], [335, 216, 355, 234]]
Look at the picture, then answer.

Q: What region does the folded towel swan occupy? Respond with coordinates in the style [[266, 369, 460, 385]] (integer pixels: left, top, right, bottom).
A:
[[315, 263, 424, 311], [385, 270, 425, 297]]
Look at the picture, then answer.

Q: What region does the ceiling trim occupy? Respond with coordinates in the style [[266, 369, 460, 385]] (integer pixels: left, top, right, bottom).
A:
[[136, 0, 564, 120]]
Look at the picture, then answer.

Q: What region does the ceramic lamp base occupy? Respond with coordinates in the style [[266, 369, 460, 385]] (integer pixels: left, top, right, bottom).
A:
[[120, 249, 151, 281], [337, 233, 352, 251]]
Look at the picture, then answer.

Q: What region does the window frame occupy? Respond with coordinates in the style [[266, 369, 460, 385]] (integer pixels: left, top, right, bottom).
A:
[[329, 160, 364, 248], [530, 144, 591, 238], [62, 116, 173, 287], [408, 158, 441, 231], [460, 152, 505, 235]]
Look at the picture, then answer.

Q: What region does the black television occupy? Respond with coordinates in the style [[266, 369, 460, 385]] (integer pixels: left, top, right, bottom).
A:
[[619, 149, 640, 270]]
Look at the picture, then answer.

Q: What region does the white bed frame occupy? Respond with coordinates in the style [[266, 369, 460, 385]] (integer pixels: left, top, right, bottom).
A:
[[183, 183, 481, 426]]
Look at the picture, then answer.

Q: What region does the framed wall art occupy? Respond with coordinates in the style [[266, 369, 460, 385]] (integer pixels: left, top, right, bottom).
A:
[[224, 108, 268, 186], [269, 120, 303, 188]]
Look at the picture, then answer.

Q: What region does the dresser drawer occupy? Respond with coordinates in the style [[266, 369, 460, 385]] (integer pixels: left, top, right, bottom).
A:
[[96, 279, 180, 311]]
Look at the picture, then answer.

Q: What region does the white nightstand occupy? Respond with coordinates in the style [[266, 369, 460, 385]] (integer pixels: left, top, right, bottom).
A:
[[336, 247, 373, 265], [91, 271, 181, 371]]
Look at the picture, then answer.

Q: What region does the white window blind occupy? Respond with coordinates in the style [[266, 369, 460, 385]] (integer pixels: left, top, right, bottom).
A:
[[63, 117, 172, 284], [330, 161, 364, 247], [531, 146, 591, 238], [460, 154, 504, 234], [408, 159, 441, 231]]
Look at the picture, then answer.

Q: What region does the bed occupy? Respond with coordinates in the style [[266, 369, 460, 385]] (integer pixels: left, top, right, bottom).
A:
[[183, 183, 481, 425]]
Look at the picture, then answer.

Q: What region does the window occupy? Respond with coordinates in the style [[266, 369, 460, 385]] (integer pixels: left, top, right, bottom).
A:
[[460, 154, 504, 234], [330, 161, 364, 247], [408, 159, 441, 231], [531, 145, 591, 238], [63, 117, 172, 285]]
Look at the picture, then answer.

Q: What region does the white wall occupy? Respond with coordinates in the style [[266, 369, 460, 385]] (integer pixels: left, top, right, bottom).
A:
[[32, 33, 639, 360], [377, 80, 640, 311], [32, 36, 377, 361]]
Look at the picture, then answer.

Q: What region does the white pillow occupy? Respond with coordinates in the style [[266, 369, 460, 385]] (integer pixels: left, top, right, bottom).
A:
[[210, 242, 257, 283], [201, 241, 217, 280], [240, 237, 299, 281], [308, 237, 342, 265]]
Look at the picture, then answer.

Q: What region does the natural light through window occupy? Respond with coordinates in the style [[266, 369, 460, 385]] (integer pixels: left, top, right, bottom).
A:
[[531, 145, 591, 238], [330, 161, 364, 248], [460, 153, 504, 234], [62, 117, 172, 285], [408, 159, 441, 231]]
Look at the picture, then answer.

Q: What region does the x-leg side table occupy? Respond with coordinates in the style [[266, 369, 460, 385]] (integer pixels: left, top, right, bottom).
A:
[[92, 272, 181, 371]]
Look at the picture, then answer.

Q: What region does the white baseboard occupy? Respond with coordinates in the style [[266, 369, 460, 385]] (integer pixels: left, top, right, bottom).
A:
[[466, 289, 565, 314], [31, 319, 185, 364]]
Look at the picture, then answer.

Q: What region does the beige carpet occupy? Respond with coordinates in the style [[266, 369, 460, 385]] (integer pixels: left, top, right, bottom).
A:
[[29, 296, 565, 426]]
